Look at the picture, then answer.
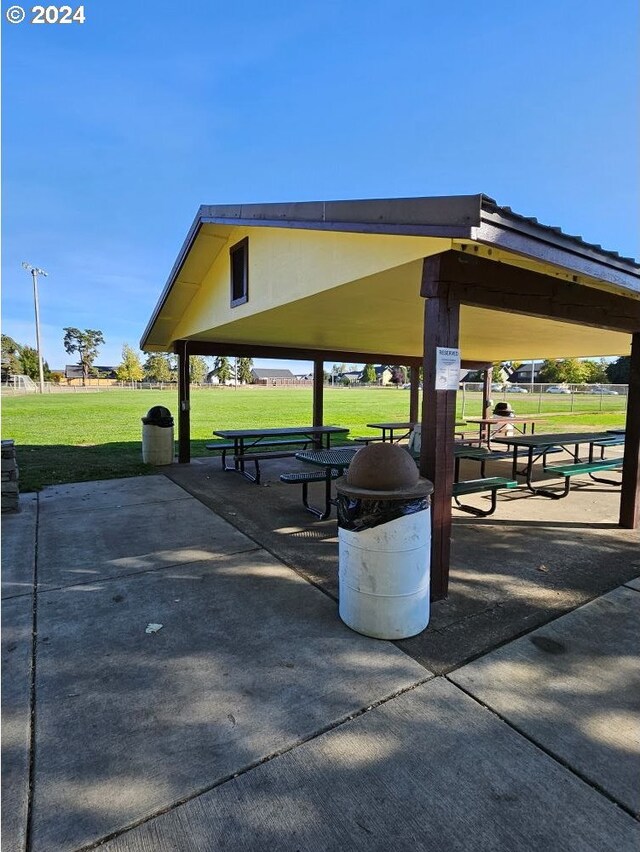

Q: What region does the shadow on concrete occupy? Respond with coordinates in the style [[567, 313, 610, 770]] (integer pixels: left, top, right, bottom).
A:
[[166, 456, 640, 675]]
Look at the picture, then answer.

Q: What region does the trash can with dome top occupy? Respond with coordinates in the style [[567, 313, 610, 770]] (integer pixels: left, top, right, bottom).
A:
[[336, 443, 433, 640]]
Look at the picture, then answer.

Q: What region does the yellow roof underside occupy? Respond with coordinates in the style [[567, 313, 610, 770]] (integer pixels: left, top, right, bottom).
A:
[[144, 226, 632, 360]]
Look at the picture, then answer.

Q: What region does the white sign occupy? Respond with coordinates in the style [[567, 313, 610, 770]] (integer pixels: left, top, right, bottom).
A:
[[435, 347, 461, 391]]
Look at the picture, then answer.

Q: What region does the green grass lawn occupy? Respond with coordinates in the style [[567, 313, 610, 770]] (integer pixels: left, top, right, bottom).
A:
[[2, 387, 627, 491]]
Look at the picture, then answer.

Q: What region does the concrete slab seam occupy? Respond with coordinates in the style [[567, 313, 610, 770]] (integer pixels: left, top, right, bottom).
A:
[[2, 590, 38, 602], [436, 580, 640, 677], [72, 673, 434, 852], [24, 494, 39, 852], [444, 673, 638, 821], [623, 583, 640, 593], [164, 473, 340, 604], [33, 546, 265, 597]]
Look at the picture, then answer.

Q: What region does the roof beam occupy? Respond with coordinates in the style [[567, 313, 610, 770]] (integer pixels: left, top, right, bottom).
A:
[[421, 250, 640, 334], [178, 340, 423, 366]]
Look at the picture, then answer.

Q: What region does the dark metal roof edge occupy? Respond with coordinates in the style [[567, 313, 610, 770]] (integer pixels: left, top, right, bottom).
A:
[[480, 197, 639, 271], [199, 194, 484, 229]]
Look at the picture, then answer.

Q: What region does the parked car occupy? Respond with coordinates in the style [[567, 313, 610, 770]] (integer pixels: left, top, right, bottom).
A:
[[546, 386, 571, 394], [590, 387, 619, 395], [491, 383, 504, 391], [505, 385, 528, 393]]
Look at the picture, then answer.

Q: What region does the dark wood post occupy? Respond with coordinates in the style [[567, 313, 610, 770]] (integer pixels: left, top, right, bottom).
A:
[[481, 367, 493, 441], [313, 359, 324, 446], [620, 332, 640, 528], [419, 255, 461, 601], [409, 365, 420, 423], [177, 340, 191, 464]]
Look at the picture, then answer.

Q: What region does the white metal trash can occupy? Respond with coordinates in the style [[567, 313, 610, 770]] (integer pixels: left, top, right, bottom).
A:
[[336, 443, 433, 640], [141, 406, 175, 465]]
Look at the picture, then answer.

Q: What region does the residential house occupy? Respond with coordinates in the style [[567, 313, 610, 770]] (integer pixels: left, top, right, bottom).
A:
[[64, 365, 118, 386], [251, 368, 311, 386]]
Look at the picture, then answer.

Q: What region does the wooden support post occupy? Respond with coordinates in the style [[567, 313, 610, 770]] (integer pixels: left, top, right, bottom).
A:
[[620, 332, 640, 528], [313, 359, 324, 446], [419, 256, 460, 601], [481, 367, 493, 441], [409, 365, 420, 423], [177, 340, 191, 464]]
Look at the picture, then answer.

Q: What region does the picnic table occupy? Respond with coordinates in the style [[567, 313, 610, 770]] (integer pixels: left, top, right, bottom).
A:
[[464, 416, 546, 450], [291, 447, 360, 519], [491, 431, 622, 496], [211, 425, 350, 483], [366, 422, 418, 442], [366, 420, 467, 443]]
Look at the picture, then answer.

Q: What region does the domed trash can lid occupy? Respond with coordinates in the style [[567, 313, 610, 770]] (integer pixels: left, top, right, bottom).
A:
[[142, 405, 174, 427], [336, 443, 433, 500]]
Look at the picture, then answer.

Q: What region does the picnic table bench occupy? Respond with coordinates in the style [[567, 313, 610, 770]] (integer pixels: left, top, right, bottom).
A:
[[452, 477, 518, 516], [211, 426, 350, 484], [539, 457, 624, 499], [492, 431, 622, 497], [285, 447, 361, 519]]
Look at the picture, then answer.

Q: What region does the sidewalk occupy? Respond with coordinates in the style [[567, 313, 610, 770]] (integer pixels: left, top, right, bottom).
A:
[[2, 475, 638, 851]]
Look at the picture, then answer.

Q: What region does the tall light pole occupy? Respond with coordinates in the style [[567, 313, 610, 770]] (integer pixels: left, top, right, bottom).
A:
[[22, 262, 48, 393]]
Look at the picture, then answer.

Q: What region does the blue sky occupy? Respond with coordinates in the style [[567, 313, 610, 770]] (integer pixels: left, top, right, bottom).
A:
[[2, 0, 638, 372]]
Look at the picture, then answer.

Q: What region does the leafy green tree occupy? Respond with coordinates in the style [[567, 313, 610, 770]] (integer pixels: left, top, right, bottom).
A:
[[237, 357, 253, 384], [361, 364, 376, 384], [1, 334, 22, 376], [540, 358, 589, 384], [559, 359, 589, 383], [582, 359, 609, 384], [63, 327, 105, 386], [190, 356, 208, 384], [213, 356, 232, 384], [116, 344, 144, 383], [606, 356, 629, 384], [538, 360, 561, 383], [144, 353, 174, 383], [19, 346, 51, 382]]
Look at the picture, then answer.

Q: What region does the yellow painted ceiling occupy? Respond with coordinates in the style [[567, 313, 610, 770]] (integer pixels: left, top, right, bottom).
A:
[[185, 259, 631, 361], [144, 226, 633, 360]]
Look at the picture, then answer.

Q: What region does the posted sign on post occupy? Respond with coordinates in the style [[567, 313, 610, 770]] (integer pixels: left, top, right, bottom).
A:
[[435, 347, 461, 391]]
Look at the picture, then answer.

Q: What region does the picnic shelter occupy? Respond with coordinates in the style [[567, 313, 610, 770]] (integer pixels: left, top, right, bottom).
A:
[[140, 194, 640, 600]]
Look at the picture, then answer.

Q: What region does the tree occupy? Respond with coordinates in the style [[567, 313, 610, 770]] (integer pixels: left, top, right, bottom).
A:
[[390, 365, 407, 385], [560, 359, 589, 384], [144, 353, 174, 383], [582, 359, 609, 384], [1, 334, 22, 377], [20, 346, 41, 381], [116, 344, 144, 383], [538, 358, 588, 384], [607, 356, 629, 384], [190, 355, 208, 384], [213, 356, 232, 384], [538, 360, 562, 383], [63, 328, 105, 386], [361, 364, 376, 384], [237, 357, 253, 384]]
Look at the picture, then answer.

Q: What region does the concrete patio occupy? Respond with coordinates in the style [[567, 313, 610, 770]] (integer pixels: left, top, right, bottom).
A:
[[2, 468, 639, 851]]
